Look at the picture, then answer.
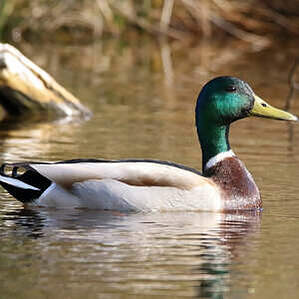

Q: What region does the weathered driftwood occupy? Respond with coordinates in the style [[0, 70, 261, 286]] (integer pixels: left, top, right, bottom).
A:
[[0, 43, 91, 119]]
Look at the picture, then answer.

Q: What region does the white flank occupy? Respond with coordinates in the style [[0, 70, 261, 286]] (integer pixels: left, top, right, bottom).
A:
[[0, 175, 40, 191], [71, 179, 223, 212], [205, 150, 235, 170], [29, 162, 224, 211]]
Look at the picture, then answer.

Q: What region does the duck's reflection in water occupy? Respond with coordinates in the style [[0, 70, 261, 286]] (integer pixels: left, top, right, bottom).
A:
[[194, 211, 260, 298], [1, 207, 261, 297]]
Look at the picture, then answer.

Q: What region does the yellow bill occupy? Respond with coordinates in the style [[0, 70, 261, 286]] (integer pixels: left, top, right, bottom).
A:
[[250, 94, 298, 121]]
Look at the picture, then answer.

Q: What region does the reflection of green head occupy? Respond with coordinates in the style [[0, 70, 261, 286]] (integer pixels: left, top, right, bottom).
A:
[[196, 76, 297, 172]]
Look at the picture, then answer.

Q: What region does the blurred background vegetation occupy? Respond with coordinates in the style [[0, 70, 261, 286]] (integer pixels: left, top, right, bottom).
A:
[[0, 0, 299, 45]]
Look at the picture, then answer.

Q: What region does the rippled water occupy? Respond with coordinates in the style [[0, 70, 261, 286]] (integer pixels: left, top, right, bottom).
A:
[[0, 39, 299, 298]]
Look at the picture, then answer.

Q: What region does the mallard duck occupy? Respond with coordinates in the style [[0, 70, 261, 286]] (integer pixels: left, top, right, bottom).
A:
[[0, 77, 296, 212]]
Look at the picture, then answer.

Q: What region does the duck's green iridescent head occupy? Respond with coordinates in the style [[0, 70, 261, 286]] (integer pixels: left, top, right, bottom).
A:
[[196, 76, 297, 126], [196, 76, 297, 171]]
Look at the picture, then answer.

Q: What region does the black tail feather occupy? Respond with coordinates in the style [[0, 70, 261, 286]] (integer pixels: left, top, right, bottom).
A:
[[0, 163, 52, 203]]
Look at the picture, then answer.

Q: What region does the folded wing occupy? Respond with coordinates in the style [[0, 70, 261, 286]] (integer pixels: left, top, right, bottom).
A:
[[30, 159, 209, 190]]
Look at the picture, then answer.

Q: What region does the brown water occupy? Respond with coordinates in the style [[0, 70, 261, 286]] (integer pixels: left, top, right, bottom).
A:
[[1, 38, 299, 298]]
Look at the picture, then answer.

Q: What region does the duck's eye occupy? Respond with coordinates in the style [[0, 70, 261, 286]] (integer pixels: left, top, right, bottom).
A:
[[225, 85, 236, 92]]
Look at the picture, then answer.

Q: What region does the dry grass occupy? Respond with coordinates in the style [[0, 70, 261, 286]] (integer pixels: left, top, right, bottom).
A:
[[1, 0, 299, 46]]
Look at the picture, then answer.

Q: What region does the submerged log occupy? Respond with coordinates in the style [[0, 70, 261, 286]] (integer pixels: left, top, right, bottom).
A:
[[0, 43, 91, 119]]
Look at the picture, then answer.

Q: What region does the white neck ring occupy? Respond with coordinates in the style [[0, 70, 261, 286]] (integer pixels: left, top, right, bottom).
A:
[[205, 150, 235, 170]]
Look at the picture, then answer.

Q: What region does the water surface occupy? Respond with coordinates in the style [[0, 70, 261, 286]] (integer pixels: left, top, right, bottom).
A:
[[0, 39, 299, 298]]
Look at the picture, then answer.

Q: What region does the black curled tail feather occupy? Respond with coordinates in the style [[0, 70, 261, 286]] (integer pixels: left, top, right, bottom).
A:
[[0, 163, 52, 203]]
